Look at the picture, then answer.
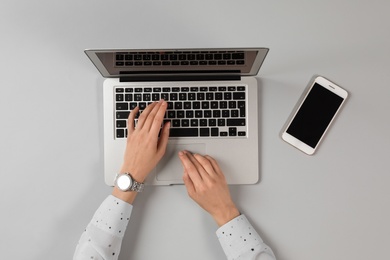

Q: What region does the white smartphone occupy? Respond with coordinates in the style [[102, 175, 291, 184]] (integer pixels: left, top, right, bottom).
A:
[[281, 76, 348, 155]]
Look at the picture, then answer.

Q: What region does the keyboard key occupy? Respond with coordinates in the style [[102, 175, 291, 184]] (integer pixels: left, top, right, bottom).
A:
[[218, 119, 225, 126], [238, 101, 246, 117], [143, 93, 151, 101], [193, 102, 200, 109], [116, 103, 128, 110], [200, 128, 210, 137], [172, 120, 180, 127], [206, 93, 214, 100], [188, 93, 196, 100], [130, 102, 137, 110], [232, 53, 244, 59], [195, 110, 203, 118], [139, 102, 147, 110], [200, 119, 207, 126], [116, 111, 130, 119], [215, 93, 223, 100], [177, 111, 185, 118], [233, 92, 245, 100], [181, 119, 189, 127], [174, 102, 183, 109], [116, 94, 124, 101], [116, 129, 125, 138], [116, 120, 127, 128], [167, 111, 176, 118], [220, 132, 228, 137], [186, 111, 194, 118], [222, 110, 230, 117], [227, 119, 246, 126], [125, 94, 133, 101], [238, 131, 246, 136], [170, 128, 198, 137], [229, 127, 237, 136], [224, 92, 232, 100], [116, 88, 124, 92], [197, 93, 205, 100], [211, 128, 219, 136], [204, 110, 212, 118], [202, 101, 210, 109], [231, 110, 239, 117], [184, 102, 192, 109], [179, 93, 187, 100], [209, 119, 216, 126], [191, 119, 198, 127]]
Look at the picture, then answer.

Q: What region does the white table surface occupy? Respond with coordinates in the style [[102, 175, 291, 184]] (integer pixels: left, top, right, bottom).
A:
[[1, 1, 389, 259]]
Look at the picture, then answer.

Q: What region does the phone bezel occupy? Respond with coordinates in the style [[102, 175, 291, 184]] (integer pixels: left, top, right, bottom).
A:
[[281, 76, 348, 155]]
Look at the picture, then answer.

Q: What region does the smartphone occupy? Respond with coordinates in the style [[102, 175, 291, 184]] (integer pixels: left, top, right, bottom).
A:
[[281, 76, 348, 155]]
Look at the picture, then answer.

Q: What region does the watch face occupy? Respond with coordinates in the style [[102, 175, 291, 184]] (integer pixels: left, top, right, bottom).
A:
[[117, 174, 132, 191]]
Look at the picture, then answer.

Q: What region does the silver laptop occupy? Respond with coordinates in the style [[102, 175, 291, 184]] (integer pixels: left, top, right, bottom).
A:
[[85, 48, 269, 186]]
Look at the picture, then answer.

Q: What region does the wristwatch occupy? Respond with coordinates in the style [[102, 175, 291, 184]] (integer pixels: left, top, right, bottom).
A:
[[114, 173, 144, 192]]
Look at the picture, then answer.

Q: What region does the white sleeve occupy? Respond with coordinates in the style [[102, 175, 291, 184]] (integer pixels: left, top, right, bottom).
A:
[[73, 195, 133, 260], [216, 214, 276, 260]]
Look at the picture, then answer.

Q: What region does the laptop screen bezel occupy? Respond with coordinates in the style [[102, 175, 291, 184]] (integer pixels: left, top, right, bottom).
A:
[[84, 48, 269, 79]]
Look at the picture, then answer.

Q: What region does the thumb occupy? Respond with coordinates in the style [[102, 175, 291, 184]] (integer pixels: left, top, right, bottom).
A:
[[157, 122, 170, 157]]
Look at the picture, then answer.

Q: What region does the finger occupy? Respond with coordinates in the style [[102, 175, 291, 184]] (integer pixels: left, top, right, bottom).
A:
[[149, 100, 168, 136], [182, 170, 196, 197], [141, 100, 163, 131], [157, 121, 170, 157], [127, 106, 139, 134], [178, 151, 203, 185], [184, 152, 212, 182], [193, 154, 218, 178], [204, 155, 224, 177], [136, 102, 157, 129]]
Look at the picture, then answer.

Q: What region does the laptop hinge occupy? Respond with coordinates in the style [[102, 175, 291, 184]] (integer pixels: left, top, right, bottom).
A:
[[119, 74, 241, 82]]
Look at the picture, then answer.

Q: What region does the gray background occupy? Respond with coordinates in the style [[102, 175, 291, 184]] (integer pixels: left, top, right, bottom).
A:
[[1, 0, 389, 259]]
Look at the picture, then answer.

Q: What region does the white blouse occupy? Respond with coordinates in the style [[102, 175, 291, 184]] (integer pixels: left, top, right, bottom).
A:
[[73, 195, 276, 260]]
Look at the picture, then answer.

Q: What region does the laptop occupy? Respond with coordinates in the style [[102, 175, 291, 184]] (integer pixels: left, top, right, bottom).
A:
[[85, 48, 269, 186]]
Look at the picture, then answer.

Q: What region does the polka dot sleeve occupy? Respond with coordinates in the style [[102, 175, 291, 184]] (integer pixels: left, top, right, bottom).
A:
[[73, 195, 133, 260], [216, 214, 276, 260]]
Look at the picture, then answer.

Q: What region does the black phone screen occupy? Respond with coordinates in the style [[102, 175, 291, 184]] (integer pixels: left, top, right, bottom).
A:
[[286, 83, 344, 148]]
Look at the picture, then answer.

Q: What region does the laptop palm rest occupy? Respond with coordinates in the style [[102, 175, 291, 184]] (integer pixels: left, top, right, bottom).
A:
[[156, 143, 206, 183]]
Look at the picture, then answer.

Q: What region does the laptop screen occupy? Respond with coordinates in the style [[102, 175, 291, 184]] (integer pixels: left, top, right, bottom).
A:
[[85, 48, 269, 79]]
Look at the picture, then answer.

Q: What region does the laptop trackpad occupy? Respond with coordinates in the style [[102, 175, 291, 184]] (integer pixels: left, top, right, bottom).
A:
[[156, 143, 206, 182]]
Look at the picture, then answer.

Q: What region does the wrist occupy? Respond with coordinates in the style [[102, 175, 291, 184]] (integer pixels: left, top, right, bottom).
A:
[[112, 187, 138, 204], [212, 205, 240, 227], [119, 166, 146, 183]]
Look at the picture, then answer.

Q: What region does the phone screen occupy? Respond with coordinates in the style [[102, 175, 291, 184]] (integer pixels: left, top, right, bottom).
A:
[[286, 83, 344, 148]]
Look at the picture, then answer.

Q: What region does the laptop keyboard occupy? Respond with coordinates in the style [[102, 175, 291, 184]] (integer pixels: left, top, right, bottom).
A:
[[115, 51, 245, 67], [114, 85, 247, 138]]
